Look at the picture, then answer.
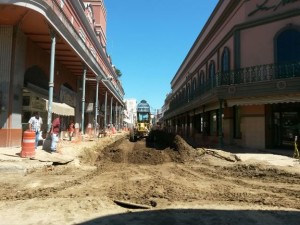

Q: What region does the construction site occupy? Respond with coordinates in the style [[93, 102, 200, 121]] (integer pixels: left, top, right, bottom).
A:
[[0, 130, 299, 225]]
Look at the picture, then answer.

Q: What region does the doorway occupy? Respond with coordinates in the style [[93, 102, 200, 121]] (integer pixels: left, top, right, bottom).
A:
[[272, 103, 300, 148]]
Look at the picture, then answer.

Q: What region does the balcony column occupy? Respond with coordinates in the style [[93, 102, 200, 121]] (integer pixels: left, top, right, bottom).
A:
[[192, 110, 195, 140], [202, 106, 205, 134], [115, 102, 118, 130], [110, 97, 113, 126], [119, 107, 121, 129], [218, 99, 224, 148], [47, 30, 56, 132], [202, 105, 206, 145], [81, 66, 87, 136], [104, 91, 107, 129]]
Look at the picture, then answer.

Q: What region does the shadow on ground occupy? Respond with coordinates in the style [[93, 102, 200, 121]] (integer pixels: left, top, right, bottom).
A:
[[77, 208, 300, 225]]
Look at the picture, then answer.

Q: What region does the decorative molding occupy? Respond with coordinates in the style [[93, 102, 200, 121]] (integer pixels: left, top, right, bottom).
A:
[[276, 80, 287, 89], [245, 0, 299, 17], [228, 86, 236, 94]]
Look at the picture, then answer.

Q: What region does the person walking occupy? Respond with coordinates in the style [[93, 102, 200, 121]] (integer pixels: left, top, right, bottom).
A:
[[68, 120, 75, 141], [28, 112, 43, 149], [50, 115, 61, 153]]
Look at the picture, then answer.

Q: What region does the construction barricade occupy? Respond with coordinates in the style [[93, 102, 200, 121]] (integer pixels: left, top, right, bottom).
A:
[[20, 130, 36, 158]]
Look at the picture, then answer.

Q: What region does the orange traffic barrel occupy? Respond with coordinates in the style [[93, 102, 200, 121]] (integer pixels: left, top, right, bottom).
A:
[[20, 130, 36, 158]]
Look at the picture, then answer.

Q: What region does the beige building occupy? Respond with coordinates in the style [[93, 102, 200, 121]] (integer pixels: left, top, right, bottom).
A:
[[163, 0, 300, 151]]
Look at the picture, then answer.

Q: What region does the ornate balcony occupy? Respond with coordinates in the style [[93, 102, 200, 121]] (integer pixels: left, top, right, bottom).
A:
[[218, 62, 300, 86], [165, 62, 300, 118]]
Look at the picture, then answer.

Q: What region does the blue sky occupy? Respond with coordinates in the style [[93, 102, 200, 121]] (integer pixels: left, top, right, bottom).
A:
[[105, 0, 219, 111]]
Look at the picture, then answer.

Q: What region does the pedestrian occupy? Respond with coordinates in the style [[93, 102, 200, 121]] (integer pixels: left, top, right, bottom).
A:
[[50, 115, 61, 153], [28, 111, 43, 149], [68, 120, 75, 141]]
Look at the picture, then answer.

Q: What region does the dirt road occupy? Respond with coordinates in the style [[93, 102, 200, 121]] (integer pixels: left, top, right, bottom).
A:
[[0, 131, 299, 225]]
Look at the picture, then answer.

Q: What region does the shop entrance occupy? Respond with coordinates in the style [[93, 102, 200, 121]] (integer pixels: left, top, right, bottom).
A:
[[272, 103, 300, 148]]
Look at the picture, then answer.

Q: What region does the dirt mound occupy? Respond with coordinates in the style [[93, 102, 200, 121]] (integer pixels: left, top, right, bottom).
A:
[[128, 147, 170, 165], [173, 135, 205, 162], [96, 131, 204, 165]]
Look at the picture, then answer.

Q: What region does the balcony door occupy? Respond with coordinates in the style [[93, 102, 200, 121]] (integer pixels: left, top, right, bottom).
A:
[[276, 28, 300, 78], [276, 28, 300, 64]]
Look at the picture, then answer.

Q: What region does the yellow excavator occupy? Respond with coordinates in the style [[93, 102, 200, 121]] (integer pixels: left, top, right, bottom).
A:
[[129, 100, 151, 142]]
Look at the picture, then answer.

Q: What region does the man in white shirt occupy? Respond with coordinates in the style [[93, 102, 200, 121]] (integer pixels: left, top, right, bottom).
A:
[[28, 112, 43, 149]]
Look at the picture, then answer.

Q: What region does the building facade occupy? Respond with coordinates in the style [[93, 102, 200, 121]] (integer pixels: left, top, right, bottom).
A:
[[163, 0, 300, 151], [0, 0, 124, 147], [124, 99, 137, 125]]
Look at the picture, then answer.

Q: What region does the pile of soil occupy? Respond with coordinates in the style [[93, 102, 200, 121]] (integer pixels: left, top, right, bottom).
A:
[[98, 131, 204, 165]]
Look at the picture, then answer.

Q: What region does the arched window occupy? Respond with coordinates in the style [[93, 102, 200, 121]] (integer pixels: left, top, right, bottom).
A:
[[276, 28, 300, 64], [24, 65, 49, 90], [199, 70, 205, 94], [276, 28, 300, 78], [62, 83, 74, 91], [209, 61, 216, 88], [201, 71, 205, 83], [192, 78, 196, 99], [186, 84, 191, 102], [205, 70, 209, 82], [221, 47, 230, 84], [221, 47, 230, 73]]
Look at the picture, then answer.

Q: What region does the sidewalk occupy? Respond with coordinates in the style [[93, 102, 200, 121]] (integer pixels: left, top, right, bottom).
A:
[[216, 145, 300, 167], [0, 131, 128, 174]]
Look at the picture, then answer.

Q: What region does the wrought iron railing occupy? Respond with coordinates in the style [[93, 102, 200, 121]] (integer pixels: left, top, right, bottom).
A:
[[217, 62, 300, 85], [166, 62, 300, 115]]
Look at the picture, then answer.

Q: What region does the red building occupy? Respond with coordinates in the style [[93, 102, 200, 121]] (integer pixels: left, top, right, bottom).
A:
[[0, 0, 124, 147]]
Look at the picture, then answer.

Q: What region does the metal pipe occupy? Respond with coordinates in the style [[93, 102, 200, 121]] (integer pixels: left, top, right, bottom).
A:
[[47, 30, 56, 132], [85, 78, 94, 81], [81, 67, 87, 135], [95, 78, 99, 136], [110, 97, 113, 125], [104, 91, 107, 129], [219, 99, 223, 148], [119, 106, 123, 129], [115, 102, 118, 130]]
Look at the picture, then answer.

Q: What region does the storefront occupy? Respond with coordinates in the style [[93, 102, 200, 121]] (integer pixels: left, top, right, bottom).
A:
[[271, 103, 300, 148], [22, 86, 75, 139]]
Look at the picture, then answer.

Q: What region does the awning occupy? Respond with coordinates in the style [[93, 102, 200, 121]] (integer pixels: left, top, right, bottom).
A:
[[227, 95, 300, 107], [44, 99, 75, 116]]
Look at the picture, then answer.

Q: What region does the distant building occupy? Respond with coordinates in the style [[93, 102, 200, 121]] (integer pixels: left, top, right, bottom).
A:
[[124, 99, 137, 125], [163, 0, 300, 151]]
